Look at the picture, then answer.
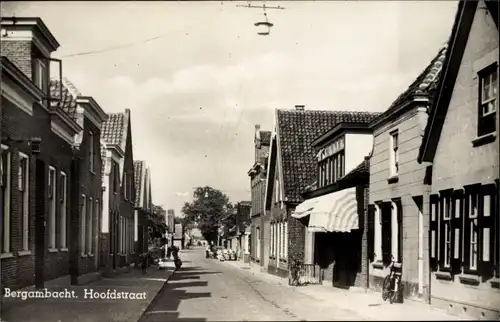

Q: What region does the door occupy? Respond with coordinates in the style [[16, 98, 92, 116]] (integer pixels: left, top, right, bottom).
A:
[[35, 159, 46, 288]]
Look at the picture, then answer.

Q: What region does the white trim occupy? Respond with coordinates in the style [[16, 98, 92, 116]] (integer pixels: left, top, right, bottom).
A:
[[60, 172, 67, 249], [18, 152, 30, 251], [374, 204, 382, 261], [1, 145, 12, 254], [51, 121, 74, 145], [88, 197, 93, 254], [81, 194, 87, 255], [48, 166, 57, 249], [1, 80, 34, 116]]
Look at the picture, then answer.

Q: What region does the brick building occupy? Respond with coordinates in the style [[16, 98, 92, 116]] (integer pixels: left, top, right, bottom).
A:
[[101, 110, 136, 273], [264, 105, 378, 278], [1, 17, 82, 290], [134, 160, 152, 255], [293, 116, 378, 288], [367, 44, 447, 302], [247, 124, 271, 267], [49, 78, 108, 281], [418, 1, 499, 319]]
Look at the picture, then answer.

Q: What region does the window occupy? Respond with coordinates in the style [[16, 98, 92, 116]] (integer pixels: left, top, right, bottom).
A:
[[48, 166, 56, 249], [275, 178, 280, 203], [19, 153, 29, 251], [381, 202, 392, 265], [80, 195, 87, 255], [429, 195, 439, 271], [284, 221, 288, 260], [478, 64, 498, 137], [87, 197, 93, 254], [373, 204, 383, 262], [389, 131, 399, 177], [440, 193, 452, 269], [33, 59, 48, 93], [270, 223, 274, 258], [59, 172, 67, 249], [89, 131, 94, 172], [1, 145, 12, 254], [318, 150, 345, 188]]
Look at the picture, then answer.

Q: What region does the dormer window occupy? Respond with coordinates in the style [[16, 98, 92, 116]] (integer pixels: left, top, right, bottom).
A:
[[33, 58, 48, 93], [318, 150, 344, 188]]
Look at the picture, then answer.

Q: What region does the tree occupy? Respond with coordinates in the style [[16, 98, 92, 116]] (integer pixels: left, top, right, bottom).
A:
[[182, 186, 233, 244], [148, 205, 167, 245]]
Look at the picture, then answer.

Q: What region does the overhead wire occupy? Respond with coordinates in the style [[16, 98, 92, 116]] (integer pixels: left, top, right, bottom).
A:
[[59, 10, 223, 59]]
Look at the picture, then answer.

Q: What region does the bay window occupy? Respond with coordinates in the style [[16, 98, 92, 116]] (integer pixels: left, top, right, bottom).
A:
[[318, 150, 345, 188]]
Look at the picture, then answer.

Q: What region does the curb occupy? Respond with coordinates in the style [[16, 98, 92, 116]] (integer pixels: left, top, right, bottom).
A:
[[137, 268, 177, 322]]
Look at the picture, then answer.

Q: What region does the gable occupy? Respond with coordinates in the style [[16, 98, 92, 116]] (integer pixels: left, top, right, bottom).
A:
[[264, 134, 277, 210], [419, 0, 499, 163]]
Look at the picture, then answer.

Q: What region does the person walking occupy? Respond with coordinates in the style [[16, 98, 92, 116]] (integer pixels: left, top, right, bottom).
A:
[[205, 243, 210, 258]]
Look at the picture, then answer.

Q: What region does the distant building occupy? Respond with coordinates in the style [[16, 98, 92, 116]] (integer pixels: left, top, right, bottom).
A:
[[173, 223, 184, 249], [166, 209, 175, 233]]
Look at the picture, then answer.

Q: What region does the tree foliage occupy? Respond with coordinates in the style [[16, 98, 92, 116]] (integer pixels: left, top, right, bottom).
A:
[[181, 186, 233, 244], [148, 205, 167, 244]]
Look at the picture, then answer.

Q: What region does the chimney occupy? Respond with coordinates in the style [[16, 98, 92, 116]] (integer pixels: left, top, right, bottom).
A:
[[295, 105, 305, 111], [255, 124, 261, 131]]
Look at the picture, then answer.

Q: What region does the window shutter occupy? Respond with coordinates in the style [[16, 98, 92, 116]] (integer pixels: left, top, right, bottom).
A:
[[451, 190, 463, 274], [381, 202, 392, 265], [479, 184, 495, 281], [429, 195, 439, 271], [438, 194, 446, 271], [397, 202, 403, 263], [367, 205, 375, 262]]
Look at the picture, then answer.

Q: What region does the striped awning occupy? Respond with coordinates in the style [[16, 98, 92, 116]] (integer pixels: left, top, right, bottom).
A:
[[292, 187, 359, 233]]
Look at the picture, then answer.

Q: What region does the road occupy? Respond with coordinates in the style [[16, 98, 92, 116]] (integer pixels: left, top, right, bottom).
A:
[[139, 247, 365, 321]]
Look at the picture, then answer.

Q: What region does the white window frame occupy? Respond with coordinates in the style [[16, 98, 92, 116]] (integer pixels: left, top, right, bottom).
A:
[[1, 145, 12, 255], [443, 196, 452, 268], [374, 203, 383, 262], [275, 178, 280, 203], [59, 172, 67, 250], [284, 221, 288, 260], [48, 166, 57, 250], [34, 59, 48, 93], [277, 222, 282, 259], [482, 194, 491, 262], [469, 193, 479, 270], [80, 194, 87, 256], [391, 201, 399, 262], [87, 197, 93, 255], [389, 131, 399, 177], [480, 67, 498, 117], [19, 152, 30, 251], [89, 131, 94, 173]]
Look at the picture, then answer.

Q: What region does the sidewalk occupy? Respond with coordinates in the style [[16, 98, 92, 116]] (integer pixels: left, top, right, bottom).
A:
[[224, 260, 468, 321], [1, 266, 174, 322]]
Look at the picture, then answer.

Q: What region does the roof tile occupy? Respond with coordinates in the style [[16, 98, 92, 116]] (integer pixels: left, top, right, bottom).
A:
[[134, 160, 144, 207], [277, 109, 380, 204], [101, 113, 125, 146], [49, 80, 78, 121]]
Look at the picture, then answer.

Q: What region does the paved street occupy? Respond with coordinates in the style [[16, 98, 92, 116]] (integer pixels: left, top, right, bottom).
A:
[[140, 248, 367, 321]]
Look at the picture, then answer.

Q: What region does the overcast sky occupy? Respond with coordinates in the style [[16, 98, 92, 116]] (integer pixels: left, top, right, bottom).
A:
[[1, 1, 457, 216]]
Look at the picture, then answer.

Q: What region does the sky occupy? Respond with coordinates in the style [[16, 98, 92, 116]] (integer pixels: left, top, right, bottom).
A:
[[1, 1, 458, 216]]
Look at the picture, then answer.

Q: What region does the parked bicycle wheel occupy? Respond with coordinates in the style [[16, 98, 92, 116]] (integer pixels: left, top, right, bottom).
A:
[[382, 275, 392, 301]]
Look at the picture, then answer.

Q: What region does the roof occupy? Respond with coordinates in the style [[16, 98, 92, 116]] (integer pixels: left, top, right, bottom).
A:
[[277, 109, 380, 204], [100, 140, 107, 179], [371, 43, 448, 128], [49, 80, 78, 121], [101, 112, 126, 146], [134, 160, 145, 207], [419, 0, 498, 163], [260, 131, 272, 146]]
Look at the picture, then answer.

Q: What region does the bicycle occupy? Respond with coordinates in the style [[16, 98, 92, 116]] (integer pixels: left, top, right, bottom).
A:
[[382, 256, 402, 304]]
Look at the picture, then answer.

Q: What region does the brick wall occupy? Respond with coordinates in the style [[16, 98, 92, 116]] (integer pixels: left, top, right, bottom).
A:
[[355, 182, 369, 290], [0, 41, 33, 79], [76, 117, 104, 276], [287, 206, 304, 264], [119, 122, 136, 266], [1, 97, 75, 290]]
